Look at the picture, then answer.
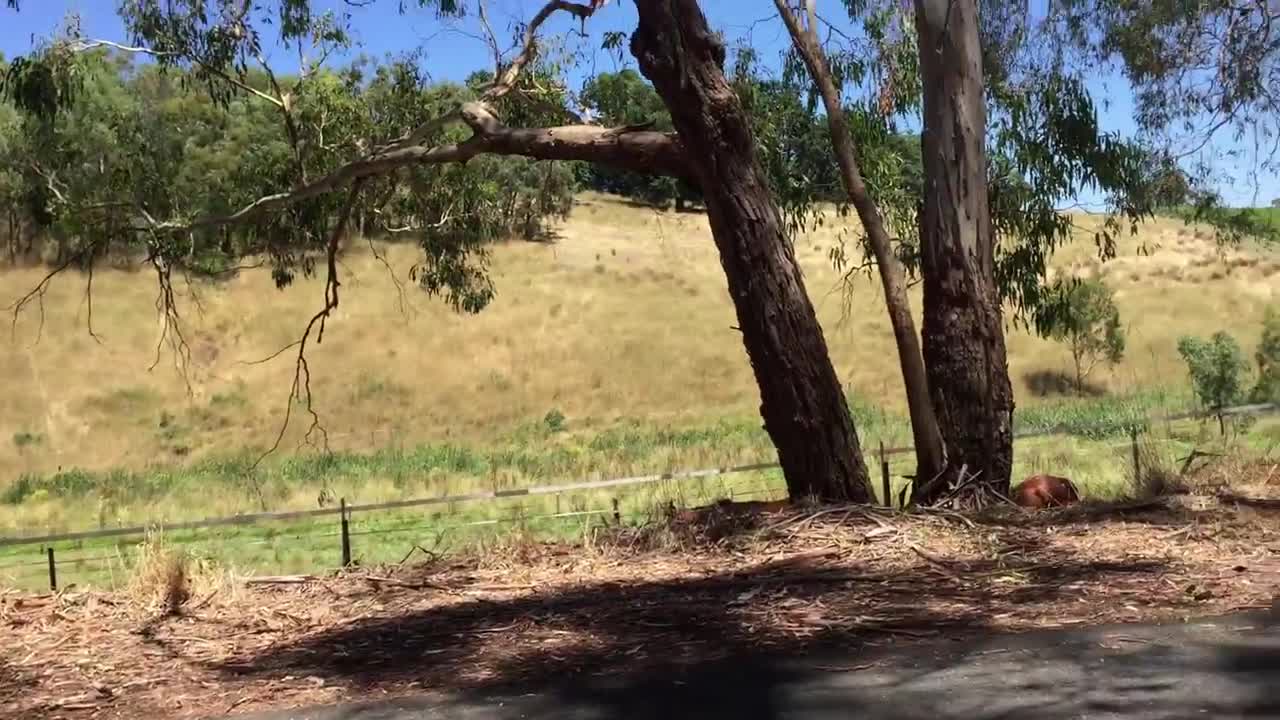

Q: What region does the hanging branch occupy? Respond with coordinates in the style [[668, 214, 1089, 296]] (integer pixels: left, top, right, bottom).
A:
[[253, 180, 366, 471]]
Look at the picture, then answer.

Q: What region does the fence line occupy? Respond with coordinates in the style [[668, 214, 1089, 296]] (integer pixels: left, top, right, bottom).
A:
[[0, 461, 781, 547], [0, 509, 624, 574], [2, 402, 1274, 550], [877, 402, 1278, 457]]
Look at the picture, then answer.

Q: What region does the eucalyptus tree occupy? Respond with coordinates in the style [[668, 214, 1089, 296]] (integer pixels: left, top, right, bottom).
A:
[[576, 68, 695, 209], [772, 0, 948, 491], [765, 0, 1277, 503], [3, 0, 876, 502]]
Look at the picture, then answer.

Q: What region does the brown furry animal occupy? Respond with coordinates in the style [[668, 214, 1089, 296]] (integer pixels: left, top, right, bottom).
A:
[[1011, 474, 1080, 509]]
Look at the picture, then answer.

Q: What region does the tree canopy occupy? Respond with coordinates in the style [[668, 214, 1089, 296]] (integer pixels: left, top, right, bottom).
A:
[[6, 1, 1273, 329], [2, 0, 1276, 498]]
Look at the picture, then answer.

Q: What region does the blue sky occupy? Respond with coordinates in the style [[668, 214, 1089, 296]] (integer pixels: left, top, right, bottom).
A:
[[3, 0, 1276, 207]]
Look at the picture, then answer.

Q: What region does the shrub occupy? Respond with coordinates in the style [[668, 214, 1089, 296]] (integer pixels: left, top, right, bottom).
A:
[[127, 531, 191, 615], [1177, 331, 1248, 433], [1251, 306, 1280, 403], [543, 408, 567, 434], [1040, 278, 1126, 393], [11, 430, 42, 448]]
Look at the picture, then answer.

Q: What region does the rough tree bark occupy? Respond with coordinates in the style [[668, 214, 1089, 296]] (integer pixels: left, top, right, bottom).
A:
[[631, 0, 872, 502], [774, 0, 947, 489], [912, 0, 1015, 501]]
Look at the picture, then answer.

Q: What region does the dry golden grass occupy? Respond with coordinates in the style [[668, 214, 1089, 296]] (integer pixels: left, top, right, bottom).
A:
[[0, 193, 1276, 485], [124, 529, 237, 614], [125, 530, 191, 614]]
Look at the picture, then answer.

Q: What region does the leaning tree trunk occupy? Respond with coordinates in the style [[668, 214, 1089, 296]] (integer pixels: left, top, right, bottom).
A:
[[774, 0, 947, 489], [631, 0, 872, 502], [913, 0, 1015, 501]]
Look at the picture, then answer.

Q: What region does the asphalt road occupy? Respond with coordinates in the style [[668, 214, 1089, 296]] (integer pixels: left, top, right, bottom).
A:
[[228, 610, 1280, 720]]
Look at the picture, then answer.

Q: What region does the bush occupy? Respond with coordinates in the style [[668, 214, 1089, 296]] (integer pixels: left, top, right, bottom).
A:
[[543, 408, 567, 434], [1177, 331, 1248, 433], [1251, 306, 1280, 403], [1040, 278, 1126, 393], [11, 430, 42, 448]]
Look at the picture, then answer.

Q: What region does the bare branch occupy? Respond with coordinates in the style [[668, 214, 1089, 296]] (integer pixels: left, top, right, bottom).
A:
[[147, 255, 194, 395], [252, 180, 365, 472], [247, 43, 309, 180], [380, 0, 604, 152], [179, 267, 208, 321], [84, 258, 103, 345], [477, 0, 505, 70], [374, 200, 457, 232], [71, 39, 286, 109], [240, 340, 303, 367], [368, 235, 411, 320], [7, 243, 97, 346]]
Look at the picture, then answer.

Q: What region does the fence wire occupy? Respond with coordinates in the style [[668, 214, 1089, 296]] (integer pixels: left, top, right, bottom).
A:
[[1, 402, 1273, 591]]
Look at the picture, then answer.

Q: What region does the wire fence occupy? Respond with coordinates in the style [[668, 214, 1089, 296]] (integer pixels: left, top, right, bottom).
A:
[[0, 401, 1274, 592]]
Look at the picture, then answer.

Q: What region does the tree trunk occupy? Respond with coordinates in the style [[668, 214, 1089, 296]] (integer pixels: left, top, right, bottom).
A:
[[1073, 342, 1085, 394], [631, 0, 872, 502], [913, 0, 1015, 501], [6, 211, 15, 264], [774, 0, 947, 487]]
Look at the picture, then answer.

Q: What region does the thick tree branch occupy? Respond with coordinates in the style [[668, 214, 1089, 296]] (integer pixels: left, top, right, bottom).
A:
[[67, 0, 645, 243], [382, 0, 603, 152], [145, 102, 686, 235]]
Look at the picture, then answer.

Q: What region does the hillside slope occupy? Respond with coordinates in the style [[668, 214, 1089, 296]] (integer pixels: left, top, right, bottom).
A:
[[1, 193, 1277, 482]]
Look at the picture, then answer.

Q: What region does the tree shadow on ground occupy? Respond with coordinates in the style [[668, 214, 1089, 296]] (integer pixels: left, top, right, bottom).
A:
[[481, 617, 1280, 720], [0, 659, 34, 712], [205, 546, 1250, 719], [1023, 369, 1107, 398], [964, 497, 1221, 530]]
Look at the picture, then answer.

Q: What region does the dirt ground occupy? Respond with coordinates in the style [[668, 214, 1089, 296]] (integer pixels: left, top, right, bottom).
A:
[[5, 466, 1280, 720]]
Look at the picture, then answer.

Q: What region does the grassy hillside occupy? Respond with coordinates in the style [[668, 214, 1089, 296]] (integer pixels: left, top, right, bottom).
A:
[[1251, 205, 1280, 230], [1, 193, 1278, 535]]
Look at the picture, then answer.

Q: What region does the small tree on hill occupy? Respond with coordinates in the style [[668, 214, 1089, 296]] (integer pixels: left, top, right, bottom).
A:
[[1251, 306, 1280, 404], [1043, 278, 1126, 393], [1178, 332, 1248, 435]]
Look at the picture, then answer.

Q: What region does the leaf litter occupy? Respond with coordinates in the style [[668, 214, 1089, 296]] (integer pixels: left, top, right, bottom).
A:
[[4, 490, 1280, 719]]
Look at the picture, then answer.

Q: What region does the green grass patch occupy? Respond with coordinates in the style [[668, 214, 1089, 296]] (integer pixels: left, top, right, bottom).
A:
[[1, 387, 1273, 591], [0, 388, 1222, 529], [1013, 386, 1190, 439], [0, 469, 791, 592], [1248, 206, 1280, 230]]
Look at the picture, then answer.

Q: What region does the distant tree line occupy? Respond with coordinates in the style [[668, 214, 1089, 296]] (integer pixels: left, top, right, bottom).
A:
[[0, 49, 579, 301], [573, 67, 923, 214]]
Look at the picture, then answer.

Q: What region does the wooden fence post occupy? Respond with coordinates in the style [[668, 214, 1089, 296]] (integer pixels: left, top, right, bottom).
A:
[[46, 546, 56, 592], [612, 498, 621, 525], [879, 441, 892, 509], [1130, 428, 1141, 482], [340, 498, 352, 568]]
